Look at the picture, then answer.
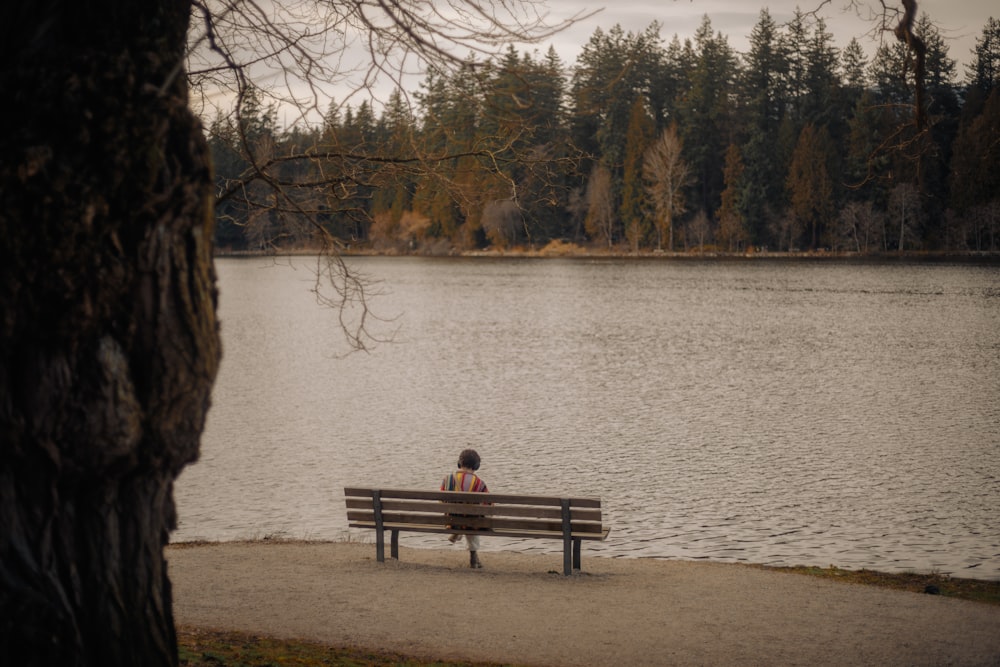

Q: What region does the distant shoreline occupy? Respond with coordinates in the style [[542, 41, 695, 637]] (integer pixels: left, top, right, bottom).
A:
[[215, 246, 1000, 264]]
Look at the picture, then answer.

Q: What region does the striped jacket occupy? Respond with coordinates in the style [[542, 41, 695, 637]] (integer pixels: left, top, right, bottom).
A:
[[441, 471, 488, 493]]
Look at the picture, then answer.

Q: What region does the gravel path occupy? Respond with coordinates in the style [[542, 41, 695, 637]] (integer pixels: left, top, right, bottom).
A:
[[168, 542, 1000, 666]]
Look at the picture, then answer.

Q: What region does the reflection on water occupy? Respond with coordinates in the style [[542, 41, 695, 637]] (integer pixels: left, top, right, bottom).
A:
[[174, 256, 1000, 580]]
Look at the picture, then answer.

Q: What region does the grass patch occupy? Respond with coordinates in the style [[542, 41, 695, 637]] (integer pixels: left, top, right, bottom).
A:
[[178, 627, 514, 667], [756, 564, 1000, 606]]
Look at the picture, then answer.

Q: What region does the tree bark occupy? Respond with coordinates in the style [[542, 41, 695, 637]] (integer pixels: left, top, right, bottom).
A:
[[1, 3, 219, 665]]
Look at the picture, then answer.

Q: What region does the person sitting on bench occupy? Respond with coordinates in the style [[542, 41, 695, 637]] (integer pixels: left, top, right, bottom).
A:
[[440, 448, 489, 568]]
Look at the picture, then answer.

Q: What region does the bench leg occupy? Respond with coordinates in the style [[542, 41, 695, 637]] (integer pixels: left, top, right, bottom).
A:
[[391, 529, 399, 560], [573, 538, 581, 571], [561, 499, 572, 576], [373, 490, 385, 562]]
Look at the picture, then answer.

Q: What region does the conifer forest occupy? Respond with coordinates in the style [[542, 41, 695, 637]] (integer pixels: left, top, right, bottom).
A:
[[207, 11, 1000, 255]]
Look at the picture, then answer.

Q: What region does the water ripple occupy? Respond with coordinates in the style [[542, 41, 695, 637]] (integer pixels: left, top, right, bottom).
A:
[[174, 257, 1000, 580]]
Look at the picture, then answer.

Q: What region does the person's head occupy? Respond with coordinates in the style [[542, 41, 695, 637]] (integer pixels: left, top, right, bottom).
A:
[[457, 448, 481, 471]]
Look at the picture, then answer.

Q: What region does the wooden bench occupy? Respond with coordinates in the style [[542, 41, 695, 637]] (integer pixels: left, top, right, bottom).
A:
[[344, 487, 609, 575]]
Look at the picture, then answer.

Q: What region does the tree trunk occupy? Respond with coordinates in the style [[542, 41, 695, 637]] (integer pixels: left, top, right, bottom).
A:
[[1, 3, 219, 666]]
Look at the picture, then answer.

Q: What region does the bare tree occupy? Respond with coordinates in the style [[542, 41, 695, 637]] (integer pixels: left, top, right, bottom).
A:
[[1, 2, 588, 665], [687, 210, 713, 252], [369, 209, 433, 253], [482, 199, 524, 249], [770, 210, 805, 252], [643, 124, 692, 251], [888, 182, 924, 251], [969, 202, 1000, 252], [837, 201, 884, 252], [187, 0, 592, 347]]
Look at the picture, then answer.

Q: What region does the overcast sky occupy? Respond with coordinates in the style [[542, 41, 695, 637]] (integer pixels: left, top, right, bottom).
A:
[[537, 0, 995, 71]]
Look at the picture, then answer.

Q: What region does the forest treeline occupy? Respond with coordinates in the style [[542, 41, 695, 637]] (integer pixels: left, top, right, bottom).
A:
[[208, 10, 1000, 255]]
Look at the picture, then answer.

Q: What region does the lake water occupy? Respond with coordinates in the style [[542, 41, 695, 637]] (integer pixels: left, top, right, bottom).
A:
[[173, 256, 1000, 580]]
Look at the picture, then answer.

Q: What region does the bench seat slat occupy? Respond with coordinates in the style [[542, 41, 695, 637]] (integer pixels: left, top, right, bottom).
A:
[[349, 521, 610, 541], [347, 510, 606, 535]]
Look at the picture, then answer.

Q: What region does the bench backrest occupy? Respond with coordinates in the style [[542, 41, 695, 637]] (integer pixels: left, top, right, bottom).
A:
[[344, 487, 606, 539]]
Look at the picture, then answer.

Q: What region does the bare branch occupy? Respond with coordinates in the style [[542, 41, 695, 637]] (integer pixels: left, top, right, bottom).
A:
[[192, 1, 592, 350]]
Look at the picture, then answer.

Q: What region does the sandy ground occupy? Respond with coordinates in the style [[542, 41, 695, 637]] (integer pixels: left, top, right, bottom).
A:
[[167, 541, 1000, 666]]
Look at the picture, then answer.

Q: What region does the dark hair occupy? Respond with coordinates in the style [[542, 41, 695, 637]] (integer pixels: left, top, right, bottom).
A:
[[457, 448, 481, 471]]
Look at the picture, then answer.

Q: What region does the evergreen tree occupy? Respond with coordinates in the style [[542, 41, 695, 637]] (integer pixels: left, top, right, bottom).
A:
[[949, 88, 1000, 217], [915, 12, 959, 243], [621, 98, 656, 252], [919, 13, 957, 98], [571, 23, 663, 172], [538, 46, 570, 144], [315, 101, 370, 244], [215, 86, 282, 250], [869, 42, 911, 108], [570, 25, 632, 166], [740, 8, 788, 245], [210, 85, 282, 250], [786, 123, 835, 250], [840, 38, 869, 104], [412, 62, 483, 244], [866, 55, 913, 176], [482, 46, 574, 245], [965, 17, 1000, 98], [717, 143, 749, 252], [371, 88, 417, 226], [584, 164, 615, 247], [802, 19, 844, 223], [678, 15, 738, 220], [335, 100, 379, 240], [844, 90, 893, 207], [273, 125, 326, 248], [236, 85, 279, 148], [657, 35, 696, 125], [782, 8, 810, 122], [207, 114, 248, 249], [529, 46, 576, 243], [571, 22, 666, 249], [802, 18, 840, 127], [742, 9, 786, 135]]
